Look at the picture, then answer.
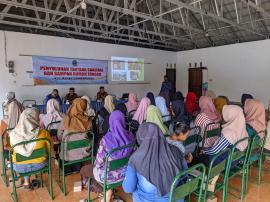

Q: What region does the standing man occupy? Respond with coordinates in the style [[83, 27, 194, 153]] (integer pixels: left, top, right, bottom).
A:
[[160, 75, 172, 107], [63, 87, 78, 104]]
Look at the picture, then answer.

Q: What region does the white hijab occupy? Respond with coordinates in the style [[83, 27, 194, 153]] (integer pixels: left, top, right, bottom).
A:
[[81, 96, 96, 117], [10, 108, 40, 157], [40, 99, 64, 128]]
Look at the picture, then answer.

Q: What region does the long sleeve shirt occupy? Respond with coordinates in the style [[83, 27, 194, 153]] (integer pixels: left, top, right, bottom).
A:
[[203, 135, 232, 156]]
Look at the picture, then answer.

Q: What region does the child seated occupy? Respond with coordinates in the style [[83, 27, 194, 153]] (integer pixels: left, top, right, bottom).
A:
[[166, 122, 193, 168]]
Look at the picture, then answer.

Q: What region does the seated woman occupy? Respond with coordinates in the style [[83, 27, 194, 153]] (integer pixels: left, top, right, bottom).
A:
[[241, 93, 254, 107], [123, 122, 184, 202], [57, 98, 92, 172], [185, 92, 200, 119], [195, 96, 221, 147], [146, 92, 156, 106], [146, 106, 169, 135], [40, 98, 64, 129], [98, 95, 115, 134], [2, 92, 24, 162], [192, 105, 249, 166], [81, 96, 96, 117], [10, 108, 52, 189], [205, 90, 216, 100], [171, 91, 188, 124], [155, 96, 171, 122], [131, 97, 151, 133], [244, 99, 266, 138], [80, 110, 135, 202], [214, 96, 229, 116], [3, 92, 24, 129], [125, 93, 138, 114]]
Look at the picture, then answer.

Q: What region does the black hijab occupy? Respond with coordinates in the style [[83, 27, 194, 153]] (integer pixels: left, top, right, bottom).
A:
[[241, 93, 254, 106], [115, 103, 127, 116], [129, 122, 183, 196], [146, 92, 156, 106]]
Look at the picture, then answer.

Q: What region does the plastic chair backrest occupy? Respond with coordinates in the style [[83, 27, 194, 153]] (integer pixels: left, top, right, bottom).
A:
[[207, 148, 231, 180], [204, 122, 221, 138], [10, 138, 51, 163], [230, 137, 250, 164], [169, 163, 206, 202], [184, 126, 202, 146]]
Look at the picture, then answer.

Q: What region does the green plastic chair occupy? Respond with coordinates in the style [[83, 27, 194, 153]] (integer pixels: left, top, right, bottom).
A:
[[169, 163, 206, 202], [245, 131, 267, 188], [46, 121, 61, 133], [201, 122, 221, 149], [1, 127, 14, 187], [9, 138, 53, 202], [203, 148, 232, 202], [57, 130, 95, 195], [184, 126, 202, 155], [225, 137, 250, 200], [87, 143, 136, 202]]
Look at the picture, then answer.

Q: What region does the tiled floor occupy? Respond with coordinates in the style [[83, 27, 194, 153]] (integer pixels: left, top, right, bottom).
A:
[[0, 161, 270, 202]]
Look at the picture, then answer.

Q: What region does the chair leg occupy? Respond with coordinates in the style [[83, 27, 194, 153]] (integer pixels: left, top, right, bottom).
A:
[[241, 170, 246, 201], [1, 157, 8, 187], [11, 172, 18, 202], [40, 173, 44, 188], [88, 177, 91, 202], [62, 166, 66, 196], [57, 159, 60, 184], [258, 157, 262, 185], [49, 169, 53, 200]]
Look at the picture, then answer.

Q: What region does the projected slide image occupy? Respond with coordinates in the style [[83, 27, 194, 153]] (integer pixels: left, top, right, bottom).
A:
[[113, 72, 127, 81], [111, 56, 144, 82]]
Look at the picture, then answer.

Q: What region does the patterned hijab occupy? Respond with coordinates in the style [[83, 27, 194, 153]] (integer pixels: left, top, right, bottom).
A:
[[244, 99, 266, 137], [63, 98, 92, 132], [222, 105, 249, 151], [133, 97, 151, 124]]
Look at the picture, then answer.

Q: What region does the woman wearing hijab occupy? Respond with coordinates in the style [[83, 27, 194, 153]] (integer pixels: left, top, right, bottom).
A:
[[133, 97, 151, 125], [193, 105, 249, 166], [146, 106, 169, 135], [80, 110, 135, 202], [244, 99, 266, 138], [125, 93, 139, 113], [155, 96, 171, 122], [3, 92, 24, 128], [185, 92, 200, 117], [146, 92, 156, 106], [40, 98, 64, 129], [98, 95, 115, 134], [123, 122, 184, 202], [241, 93, 254, 107], [57, 98, 92, 172], [171, 92, 188, 124], [205, 90, 216, 100], [81, 96, 96, 117], [195, 96, 222, 147], [214, 96, 229, 115], [115, 103, 127, 116], [10, 108, 52, 189]]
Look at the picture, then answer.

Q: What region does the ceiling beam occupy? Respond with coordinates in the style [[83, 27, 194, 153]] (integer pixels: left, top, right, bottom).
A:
[[166, 0, 267, 39]]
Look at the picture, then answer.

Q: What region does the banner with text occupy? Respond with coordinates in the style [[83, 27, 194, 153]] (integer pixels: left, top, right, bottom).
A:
[[32, 56, 108, 85]]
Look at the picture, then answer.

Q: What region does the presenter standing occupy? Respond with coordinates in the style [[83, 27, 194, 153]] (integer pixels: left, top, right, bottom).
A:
[[160, 75, 172, 107]]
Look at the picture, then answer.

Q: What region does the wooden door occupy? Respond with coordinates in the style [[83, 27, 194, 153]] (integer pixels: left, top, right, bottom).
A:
[[166, 68, 176, 99], [188, 68, 202, 98]]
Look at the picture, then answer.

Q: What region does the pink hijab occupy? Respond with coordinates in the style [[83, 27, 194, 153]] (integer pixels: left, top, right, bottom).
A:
[[125, 93, 139, 113], [40, 98, 64, 128], [222, 105, 249, 151], [244, 99, 266, 137], [199, 96, 221, 122], [132, 97, 151, 124]]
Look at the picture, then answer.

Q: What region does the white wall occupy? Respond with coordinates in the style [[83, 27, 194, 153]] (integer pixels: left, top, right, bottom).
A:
[[177, 39, 270, 106], [0, 31, 176, 117]]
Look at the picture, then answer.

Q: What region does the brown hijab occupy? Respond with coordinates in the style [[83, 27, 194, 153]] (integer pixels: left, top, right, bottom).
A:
[[63, 98, 92, 132]]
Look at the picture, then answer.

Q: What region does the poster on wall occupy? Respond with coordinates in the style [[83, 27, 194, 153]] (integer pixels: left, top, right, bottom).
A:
[[32, 56, 108, 85]]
